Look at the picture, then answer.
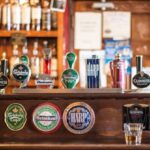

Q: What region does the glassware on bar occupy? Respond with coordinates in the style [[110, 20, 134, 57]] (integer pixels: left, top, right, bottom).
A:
[[124, 123, 143, 145]]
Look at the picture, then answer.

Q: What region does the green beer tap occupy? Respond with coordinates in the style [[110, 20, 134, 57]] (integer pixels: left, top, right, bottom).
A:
[[66, 52, 77, 69], [62, 52, 79, 89]]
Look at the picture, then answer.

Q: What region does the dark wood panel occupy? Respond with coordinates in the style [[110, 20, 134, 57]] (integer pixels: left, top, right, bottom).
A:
[[0, 92, 149, 149]]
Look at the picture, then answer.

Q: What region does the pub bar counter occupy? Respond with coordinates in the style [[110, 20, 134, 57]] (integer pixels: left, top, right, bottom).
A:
[[0, 89, 149, 150]]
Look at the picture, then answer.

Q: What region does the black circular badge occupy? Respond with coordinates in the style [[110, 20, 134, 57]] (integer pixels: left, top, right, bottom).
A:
[[0, 75, 8, 89], [132, 72, 150, 88], [12, 63, 29, 82]]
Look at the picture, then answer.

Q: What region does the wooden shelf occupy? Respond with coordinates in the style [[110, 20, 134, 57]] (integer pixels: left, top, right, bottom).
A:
[[0, 143, 149, 150], [0, 90, 149, 150], [0, 30, 58, 38]]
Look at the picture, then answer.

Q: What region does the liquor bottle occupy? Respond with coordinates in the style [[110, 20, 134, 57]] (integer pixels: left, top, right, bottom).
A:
[[11, 0, 21, 30], [43, 41, 51, 74], [51, 46, 57, 78], [31, 0, 41, 31], [31, 41, 40, 78], [110, 53, 125, 89], [21, 0, 31, 31], [2, 0, 11, 30], [51, 11, 57, 30], [132, 55, 150, 88], [22, 42, 30, 65], [42, 0, 51, 31], [1, 52, 8, 76], [10, 44, 19, 77], [40, 57, 44, 74]]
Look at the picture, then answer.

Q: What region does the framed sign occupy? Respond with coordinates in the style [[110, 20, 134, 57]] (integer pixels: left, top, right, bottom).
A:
[[103, 11, 131, 39], [74, 12, 102, 50], [50, 0, 67, 12]]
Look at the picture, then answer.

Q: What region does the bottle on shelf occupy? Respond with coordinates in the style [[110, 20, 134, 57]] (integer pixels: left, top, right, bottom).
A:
[[42, 41, 51, 75], [110, 53, 125, 89], [11, 0, 21, 30], [22, 41, 30, 65], [31, 41, 40, 79], [1, 51, 8, 76], [51, 45, 58, 78], [42, 0, 51, 31], [21, 0, 31, 31], [51, 11, 57, 30], [9, 44, 19, 77], [2, 0, 11, 30], [22, 41, 28, 55], [31, 0, 41, 31]]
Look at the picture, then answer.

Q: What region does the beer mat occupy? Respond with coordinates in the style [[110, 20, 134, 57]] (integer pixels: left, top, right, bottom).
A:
[[13, 88, 124, 94]]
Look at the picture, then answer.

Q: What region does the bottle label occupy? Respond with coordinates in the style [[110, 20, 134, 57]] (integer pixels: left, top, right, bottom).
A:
[[4, 103, 27, 131], [32, 102, 61, 133], [42, 11, 51, 29], [21, 5, 31, 24], [51, 58, 57, 77], [12, 5, 21, 24], [31, 57, 40, 76], [2, 5, 11, 24], [32, 7, 41, 20], [63, 102, 95, 134]]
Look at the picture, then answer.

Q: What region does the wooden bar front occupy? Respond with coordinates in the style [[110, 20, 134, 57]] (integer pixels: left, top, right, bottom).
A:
[[0, 89, 149, 149]]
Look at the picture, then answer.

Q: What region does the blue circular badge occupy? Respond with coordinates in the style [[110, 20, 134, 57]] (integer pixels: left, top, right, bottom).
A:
[[63, 102, 95, 134]]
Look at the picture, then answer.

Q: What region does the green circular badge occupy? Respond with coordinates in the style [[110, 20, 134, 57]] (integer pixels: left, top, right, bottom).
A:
[[61, 69, 79, 89], [20, 55, 29, 65], [32, 102, 61, 133], [4, 103, 27, 131], [12, 63, 29, 82]]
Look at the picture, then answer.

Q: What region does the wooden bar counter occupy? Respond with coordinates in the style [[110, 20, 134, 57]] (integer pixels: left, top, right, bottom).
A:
[[0, 88, 149, 150]]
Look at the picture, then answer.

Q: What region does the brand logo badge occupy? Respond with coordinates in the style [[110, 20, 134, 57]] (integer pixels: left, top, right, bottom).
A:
[[63, 102, 95, 134], [12, 63, 29, 82], [0, 74, 8, 89], [132, 72, 150, 88], [4, 103, 27, 131], [32, 102, 61, 133], [62, 69, 79, 89]]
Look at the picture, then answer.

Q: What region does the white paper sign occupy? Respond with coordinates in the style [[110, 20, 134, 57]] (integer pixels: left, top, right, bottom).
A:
[[103, 11, 131, 39], [75, 12, 102, 50]]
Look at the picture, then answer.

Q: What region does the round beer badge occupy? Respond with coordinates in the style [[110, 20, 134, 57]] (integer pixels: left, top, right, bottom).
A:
[[63, 102, 95, 134], [4, 103, 27, 131], [32, 102, 61, 133], [12, 63, 29, 82], [0, 74, 8, 89], [61, 69, 79, 89], [132, 72, 150, 88]]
